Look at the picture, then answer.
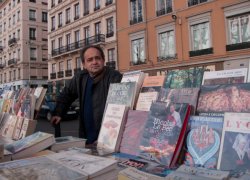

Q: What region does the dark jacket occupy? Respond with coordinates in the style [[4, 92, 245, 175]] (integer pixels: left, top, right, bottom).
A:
[[54, 66, 122, 138]]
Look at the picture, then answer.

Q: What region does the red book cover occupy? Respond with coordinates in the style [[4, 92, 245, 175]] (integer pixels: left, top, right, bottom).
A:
[[119, 110, 148, 156]]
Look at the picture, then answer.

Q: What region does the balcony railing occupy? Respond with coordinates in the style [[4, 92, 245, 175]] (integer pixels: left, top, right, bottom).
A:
[[105, 0, 113, 6], [74, 15, 79, 20], [74, 68, 81, 74], [0, 63, 5, 69], [188, 0, 208, 7], [66, 20, 71, 24], [156, 7, 172, 16], [65, 69, 72, 77], [130, 59, 147, 66], [189, 48, 213, 57], [106, 61, 116, 69], [94, 6, 100, 11], [8, 38, 18, 46], [226, 42, 250, 51], [57, 71, 64, 78], [50, 73, 56, 79], [52, 34, 105, 57], [106, 32, 114, 38], [157, 54, 177, 62], [8, 58, 17, 66], [0, 46, 3, 51], [83, 11, 89, 16], [130, 16, 143, 25]]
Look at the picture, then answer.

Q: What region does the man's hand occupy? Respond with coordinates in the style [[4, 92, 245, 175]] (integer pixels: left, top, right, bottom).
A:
[[50, 116, 61, 125]]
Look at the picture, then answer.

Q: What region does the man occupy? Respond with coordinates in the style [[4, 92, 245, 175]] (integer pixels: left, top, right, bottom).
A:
[[170, 104, 182, 128], [51, 45, 122, 145]]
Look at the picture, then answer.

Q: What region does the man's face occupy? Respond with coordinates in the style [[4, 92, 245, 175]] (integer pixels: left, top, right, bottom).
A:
[[170, 105, 175, 113], [82, 47, 105, 77]]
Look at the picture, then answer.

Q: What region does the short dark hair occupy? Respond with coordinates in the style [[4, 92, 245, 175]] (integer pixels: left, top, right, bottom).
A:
[[80, 45, 105, 62]]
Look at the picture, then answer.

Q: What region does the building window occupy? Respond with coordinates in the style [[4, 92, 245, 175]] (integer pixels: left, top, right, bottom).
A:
[[51, 16, 55, 31], [17, 29, 20, 39], [94, 0, 100, 11], [191, 22, 210, 51], [66, 34, 71, 50], [84, 0, 89, 15], [131, 38, 145, 65], [106, 0, 113, 6], [75, 30, 80, 47], [29, 9, 36, 21], [76, 57, 81, 69], [51, 40, 55, 50], [188, 0, 208, 7], [58, 12, 63, 27], [84, 26, 90, 45], [13, 14, 16, 25], [158, 30, 175, 60], [52, 63, 56, 73], [17, 11, 20, 21], [66, 8, 71, 24], [30, 48, 37, 60], [228, 14, 250, 44], [29, 0, 36, 2], [108, 48, 115, 62], [59, 61, 64, 71], [130, 0, 143, 25], [29, 28, 36, 40], [156, 0, 173, 16], [95, 22, 101, 35], [58, 37, 63, 51], [74, 3, 79, 20], [51, 0, 55, 8], [67, 59, 72, 70], [106, 17, 114, 38], [42, 12, 47, 22]]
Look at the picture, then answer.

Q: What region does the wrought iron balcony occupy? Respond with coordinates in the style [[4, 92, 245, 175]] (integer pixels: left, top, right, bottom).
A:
[[94, 6, 100, 11], [66, 20, 71, 24], [51, 34, 105, 57], [74, 15, 79, 20], [57, 71, 64, 78], [226, 42, 250, 51], [130, 16, 143, 25], [50, 73, 56, 79], [8, 38, 18, 46], [65, 69, 72, 77], [189, 48, 213, 57], [157, 54, 177, 62], [130, 59, 147, 66], [188, 0, 208, 7], [8, 58, 17, 66], [0, 46, 3, 51], [0, 63, 5, 69], [105, 0, 113, 6], [106, 32, 114, 38], [156, 7, 172, 16], [74, 68, 81, 74], [83, 11, 89, 16], [106, 61, 116, 69]]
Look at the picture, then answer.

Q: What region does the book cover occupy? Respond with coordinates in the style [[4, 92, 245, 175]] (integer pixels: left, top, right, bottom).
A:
[[158, 87, 200, 115], [5, 131, 55, 160], [184, 116, 224, 169], [1, 115, 18, 138], [106, 82, 136, 108], [97, 104, 128, 152], [217, 112, 250, 171], [136, 92, 159, 111], [197, 83, 250, 113], [50, 136, 86, 152], [18, 119, 37, 139], [202, 68, 248, 85], [164, 67, 204, 89], [120, 110, 148, 156], [138, 102, 189, 166]]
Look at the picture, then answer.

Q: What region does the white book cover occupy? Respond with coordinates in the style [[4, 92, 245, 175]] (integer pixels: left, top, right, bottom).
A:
[[33, 87, 43, 99], [217, 112, 250, 171], [1, 115, 18, 138], [121, 70, 143, 83], [136, 91, 158, 111], [202, 68, 248, 85], [97, 104, 128, 152]]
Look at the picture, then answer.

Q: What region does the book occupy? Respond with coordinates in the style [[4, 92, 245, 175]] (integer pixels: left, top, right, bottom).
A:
[[118, 167, 166, 180], [120, 110, 148, 156], [1, 115, 18, 138], [12, 116, 24, 140], [138, 102, 190, 166], [136, 92, 159, 111], [184, 116, 224, 169], [202, 68, 248, 85], [106, 82, 137, 109], [217, 112, 250, 171], [50, 136, 86, 152], [34, 88, 47, 118], [18, 118, 37, 139], [197, 83, 250, 113], [5, 131, 55, 160], [0, 150, 118, 180], [164, 67, 204, 89], [158, 87, 200, 115], [169, 164, 230, 180], [97, 104, 129, 152]]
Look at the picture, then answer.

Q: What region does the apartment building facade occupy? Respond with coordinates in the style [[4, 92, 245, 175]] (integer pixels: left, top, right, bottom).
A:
[[48, 0, 116, 91], [117, 0, 250, 75], [0, 0, 48, 90]]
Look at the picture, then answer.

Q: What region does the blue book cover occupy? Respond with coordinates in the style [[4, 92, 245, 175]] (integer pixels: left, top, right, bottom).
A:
[[185, 116, 224, 169]]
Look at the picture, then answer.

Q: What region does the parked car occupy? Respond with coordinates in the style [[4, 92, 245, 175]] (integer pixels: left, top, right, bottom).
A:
[[38, 96, 79, 121]]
